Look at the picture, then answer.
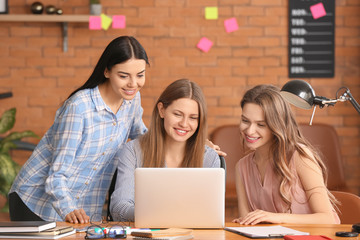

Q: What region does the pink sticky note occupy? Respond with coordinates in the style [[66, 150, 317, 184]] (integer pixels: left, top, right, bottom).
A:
[[224, 17, 239, 33], [112, 15, 126, 29], [310, 3, 326, 19], [89, 16, 102, 30], [197, 37, 213, 53]]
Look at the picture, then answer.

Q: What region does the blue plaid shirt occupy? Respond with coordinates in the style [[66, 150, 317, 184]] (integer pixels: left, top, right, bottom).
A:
[[9, 86, 147, 221]]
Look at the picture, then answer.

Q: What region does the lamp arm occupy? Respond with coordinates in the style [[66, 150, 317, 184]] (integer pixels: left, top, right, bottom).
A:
[[313, 88, 360, 115], [313, 96, 336, 108], [342, 89, 360, 114]]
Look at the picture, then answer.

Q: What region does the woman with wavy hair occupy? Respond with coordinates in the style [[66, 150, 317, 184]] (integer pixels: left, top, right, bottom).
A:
[[233, 84, 340, 224], [110, 79, 220, 221]]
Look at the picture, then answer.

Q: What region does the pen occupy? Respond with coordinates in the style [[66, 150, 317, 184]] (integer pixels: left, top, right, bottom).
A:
[[127, 228, 160, 234]]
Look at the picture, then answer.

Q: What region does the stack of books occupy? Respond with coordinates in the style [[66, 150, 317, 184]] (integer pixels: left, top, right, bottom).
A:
[[0, 221, 75, 239], [131, 228, 193, 240]]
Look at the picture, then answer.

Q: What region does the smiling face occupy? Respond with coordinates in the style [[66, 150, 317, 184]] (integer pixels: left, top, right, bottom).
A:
[[104, 58, 146, 101], [240, 103, 273, 151], [158, 98, 199, 144]]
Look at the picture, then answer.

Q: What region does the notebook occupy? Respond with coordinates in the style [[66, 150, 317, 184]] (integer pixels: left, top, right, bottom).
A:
[[0, 226, 73, 236], [0, 221, 56, 233], [131, 228, 192, 238], [133, 236, 193, 240], [284, 236, 332, 240], [225, 226, 309, 239], [134, 168, 225, 229], [0, 229, 76, 239]]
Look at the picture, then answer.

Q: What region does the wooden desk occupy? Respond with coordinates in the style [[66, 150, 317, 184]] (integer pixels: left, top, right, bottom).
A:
[[41, 222, 354, 240]]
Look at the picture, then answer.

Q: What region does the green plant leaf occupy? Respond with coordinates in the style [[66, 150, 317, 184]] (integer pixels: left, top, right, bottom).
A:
[[0, 152, 20, 196], [0, 108, 38, 211], [2, 131, 39, 142], [0, 201, 9, 212], [0, 108, 16, 134], [0, 141, 17, 154]]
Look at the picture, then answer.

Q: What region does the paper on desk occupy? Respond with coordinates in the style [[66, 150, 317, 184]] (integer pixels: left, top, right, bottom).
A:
[[225, 225, 309, 238]]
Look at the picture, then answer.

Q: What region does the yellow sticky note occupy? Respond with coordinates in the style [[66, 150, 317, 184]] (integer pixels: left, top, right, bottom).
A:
[[101, 13, 112, 30], [205, 7, 218, 20]]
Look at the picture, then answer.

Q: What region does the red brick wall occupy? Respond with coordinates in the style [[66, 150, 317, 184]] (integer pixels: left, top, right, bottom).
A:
[[1, 0, 359, 195]]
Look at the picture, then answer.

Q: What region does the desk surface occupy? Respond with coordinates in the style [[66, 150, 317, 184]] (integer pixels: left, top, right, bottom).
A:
[[0, 222, 355, 240], [53, 222, 358, 240]]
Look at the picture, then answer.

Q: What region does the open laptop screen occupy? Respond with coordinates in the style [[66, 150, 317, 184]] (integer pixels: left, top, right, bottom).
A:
[[134, 168, 225, 228]]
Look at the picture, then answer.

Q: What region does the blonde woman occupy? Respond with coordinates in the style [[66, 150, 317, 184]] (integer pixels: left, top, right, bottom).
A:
[[233, 84, 340, 225], [110, 79, 221, 221]]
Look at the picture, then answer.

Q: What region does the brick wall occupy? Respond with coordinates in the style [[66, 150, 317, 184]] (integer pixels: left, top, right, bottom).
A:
[[1, 0, 359, 197]]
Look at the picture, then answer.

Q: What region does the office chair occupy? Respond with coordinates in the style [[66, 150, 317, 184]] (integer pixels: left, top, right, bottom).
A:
[[331, 190, 360, 224], [219, 155, 226, 179], [106, 169, 117, 221], [299, 123, 349, 192], [106, 154, 227, 221], [210, 124, 250, 219]]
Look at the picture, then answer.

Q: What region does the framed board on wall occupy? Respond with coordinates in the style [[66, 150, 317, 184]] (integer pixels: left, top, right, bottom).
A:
[[0, 0, 8, 14], [288, 0, 335, 78]]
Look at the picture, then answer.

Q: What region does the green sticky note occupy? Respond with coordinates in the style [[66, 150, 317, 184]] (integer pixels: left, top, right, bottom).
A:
[[101, 13, 112, 30], [205, 7, 218, 20]]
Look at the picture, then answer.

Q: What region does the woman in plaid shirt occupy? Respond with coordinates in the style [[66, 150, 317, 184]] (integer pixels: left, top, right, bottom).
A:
[[9, 36, 149, 224]]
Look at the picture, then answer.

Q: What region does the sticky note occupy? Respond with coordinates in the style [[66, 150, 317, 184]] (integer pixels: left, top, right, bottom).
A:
[[112, 15, 126, 29], [89, 16, 101, 30], [197, 37, 213, 53], [224, 17, 239, 33], [101, 14, 112, 30], [310, 3, 326, 19], [205, 7, 218, 20]]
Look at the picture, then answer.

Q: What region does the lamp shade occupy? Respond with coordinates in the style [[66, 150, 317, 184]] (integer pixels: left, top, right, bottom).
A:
[[280, 80, 315, 109]]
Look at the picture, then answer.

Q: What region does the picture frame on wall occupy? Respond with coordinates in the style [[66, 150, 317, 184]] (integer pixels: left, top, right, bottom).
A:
[[0, 0, 8, 14]]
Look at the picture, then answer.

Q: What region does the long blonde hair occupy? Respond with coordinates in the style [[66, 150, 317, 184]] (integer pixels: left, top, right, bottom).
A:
[[240, 84, 337, 211], [140, 79, 207, 168]]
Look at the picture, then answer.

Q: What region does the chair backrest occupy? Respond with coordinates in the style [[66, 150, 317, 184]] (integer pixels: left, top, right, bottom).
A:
[[210, 125, 248, 199], [331, 191, 360, 224], [219, 156, 226, 178], [107, 169, 118, 221], [298, 123, 349, 191]]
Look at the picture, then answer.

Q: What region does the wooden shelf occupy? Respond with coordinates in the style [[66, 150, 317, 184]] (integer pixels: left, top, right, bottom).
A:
[[0, 14, 90, 22], [0, 14, 91, 52]]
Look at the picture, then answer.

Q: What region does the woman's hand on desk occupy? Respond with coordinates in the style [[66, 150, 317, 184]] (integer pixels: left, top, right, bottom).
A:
[[232, 209, 280, 225], [65, 208, 90, 224]]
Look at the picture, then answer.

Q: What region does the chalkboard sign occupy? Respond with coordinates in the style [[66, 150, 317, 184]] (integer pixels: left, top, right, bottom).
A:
[[288, 0, 335, 78]]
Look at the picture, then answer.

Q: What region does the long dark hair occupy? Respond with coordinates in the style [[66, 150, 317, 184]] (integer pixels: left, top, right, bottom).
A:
[[68, 36, 149, 99], [140, 79, 207, 168]]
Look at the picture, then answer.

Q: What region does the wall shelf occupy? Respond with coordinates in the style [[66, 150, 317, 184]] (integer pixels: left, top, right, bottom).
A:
[[0, 14, 90, 52]]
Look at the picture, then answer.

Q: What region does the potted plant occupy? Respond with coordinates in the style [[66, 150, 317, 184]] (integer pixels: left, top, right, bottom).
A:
[[0, 108, 38, 212], [90, 0, 102, 15]]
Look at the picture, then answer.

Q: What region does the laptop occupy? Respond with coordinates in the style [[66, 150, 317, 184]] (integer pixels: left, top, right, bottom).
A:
[[134, 168, 225, 229]]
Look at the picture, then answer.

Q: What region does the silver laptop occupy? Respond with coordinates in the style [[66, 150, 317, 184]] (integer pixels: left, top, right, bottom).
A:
[[134, 168, 225, 229]]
